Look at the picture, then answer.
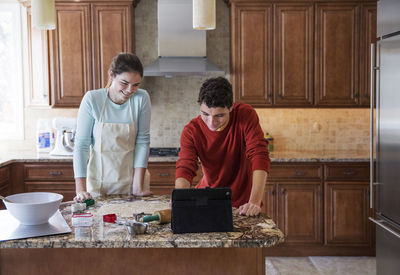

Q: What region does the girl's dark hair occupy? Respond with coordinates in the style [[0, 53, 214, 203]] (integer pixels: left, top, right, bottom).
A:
[[197, 77, 233, 108], [109, 52, 143, 77]]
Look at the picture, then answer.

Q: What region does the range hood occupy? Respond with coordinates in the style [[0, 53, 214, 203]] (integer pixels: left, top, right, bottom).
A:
[[143, 0, 224, 77]]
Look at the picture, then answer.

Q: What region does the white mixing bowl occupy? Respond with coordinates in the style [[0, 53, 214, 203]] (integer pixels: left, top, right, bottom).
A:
[[4, 192, 63, 225]]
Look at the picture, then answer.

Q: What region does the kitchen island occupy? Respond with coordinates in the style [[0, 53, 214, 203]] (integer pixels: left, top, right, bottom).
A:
[[0, 195, 284, 275]]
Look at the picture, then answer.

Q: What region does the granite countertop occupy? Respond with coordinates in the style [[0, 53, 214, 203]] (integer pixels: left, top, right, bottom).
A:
[[0, 151, 370, 168], [0, 195, 284, 249]]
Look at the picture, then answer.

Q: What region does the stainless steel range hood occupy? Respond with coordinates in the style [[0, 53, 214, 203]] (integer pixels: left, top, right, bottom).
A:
[[143, 0, 224, 78]]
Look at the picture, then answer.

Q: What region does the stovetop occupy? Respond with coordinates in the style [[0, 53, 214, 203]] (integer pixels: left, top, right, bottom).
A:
[[150, 147, 180, 157]]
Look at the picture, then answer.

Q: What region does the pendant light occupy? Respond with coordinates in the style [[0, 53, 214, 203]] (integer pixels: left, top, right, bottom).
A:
[[31, 0, 56, 30], [193, 0, 216, 30]]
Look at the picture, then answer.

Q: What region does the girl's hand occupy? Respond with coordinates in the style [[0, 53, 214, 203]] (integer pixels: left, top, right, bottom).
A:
[[74, 191, 92, 202]]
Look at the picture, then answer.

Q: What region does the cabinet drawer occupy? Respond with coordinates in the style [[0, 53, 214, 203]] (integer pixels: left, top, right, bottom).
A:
[[24, 164, 74, 181], [148, 163, 175, 184], [269, 164, 322, 181], [325, 164, 369, 181], [0, 166, 10, 184]]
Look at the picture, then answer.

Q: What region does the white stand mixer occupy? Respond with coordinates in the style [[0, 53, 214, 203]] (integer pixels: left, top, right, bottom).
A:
[[50, 117, 77, 156]]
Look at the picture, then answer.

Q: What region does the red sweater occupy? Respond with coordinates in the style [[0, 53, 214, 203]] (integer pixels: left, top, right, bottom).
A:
[[175, 103, 270, 207]]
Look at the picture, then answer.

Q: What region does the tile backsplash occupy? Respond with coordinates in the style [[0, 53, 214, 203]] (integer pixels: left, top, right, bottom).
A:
[[256, 109, 371, 156]]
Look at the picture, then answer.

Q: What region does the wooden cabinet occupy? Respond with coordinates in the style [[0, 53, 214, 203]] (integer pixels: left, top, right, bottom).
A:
[[324, 163, 373, 247], [0, 166, 11, 209], [360, 3, 377, 106], [274, 3, 314, 106], [49, 3, 92, 107], [91, 3, 133, 89], [25, 0, 134, 107], [264, 163, 323, 244], [231, 3, 273, 106], [315, 3, 360, 106], [231, 0, 377, 108], [23, 163, 75, 202], [263, 161, 374, 254], [148, 162, 176, 195]]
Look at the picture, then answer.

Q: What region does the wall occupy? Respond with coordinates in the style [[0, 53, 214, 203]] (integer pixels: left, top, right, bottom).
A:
[[0, 0, 371, 158]]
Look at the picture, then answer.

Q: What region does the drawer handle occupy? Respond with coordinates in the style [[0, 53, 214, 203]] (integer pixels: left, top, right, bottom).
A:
[[158, 173, 169, 177], [49, 171, 63, 176], [294, 171, 305, 176], [343, 171, 355, 175]]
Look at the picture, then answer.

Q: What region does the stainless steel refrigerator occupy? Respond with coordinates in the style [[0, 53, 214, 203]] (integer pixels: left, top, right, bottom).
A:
[[370, 0, 400, 274]]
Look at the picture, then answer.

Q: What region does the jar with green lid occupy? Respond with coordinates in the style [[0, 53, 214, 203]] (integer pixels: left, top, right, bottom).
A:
[[264, 132, 274, 152]]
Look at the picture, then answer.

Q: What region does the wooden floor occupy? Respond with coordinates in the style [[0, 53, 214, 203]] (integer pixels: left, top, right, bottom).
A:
[[265, 256, 376, 275]]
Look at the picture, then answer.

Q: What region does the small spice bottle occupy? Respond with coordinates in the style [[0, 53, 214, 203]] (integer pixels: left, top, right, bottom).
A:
[[264, 132, 274, 152]]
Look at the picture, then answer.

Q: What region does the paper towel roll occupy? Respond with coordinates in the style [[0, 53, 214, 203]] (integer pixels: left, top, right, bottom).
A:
[[193, 0, 216, 30], [32, 0, 56, 30]]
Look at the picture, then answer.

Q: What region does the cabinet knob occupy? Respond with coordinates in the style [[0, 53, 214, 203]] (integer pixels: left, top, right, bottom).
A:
[[354, 92, 359, 97], [158, 173, 169, 177], [294, 171, 305, 176], [267, 93, 272, 99], [343, 171, 354, 175], [269, 190, 275, 195], [280, 189, 286, 195], [49, 171, 63, 176]]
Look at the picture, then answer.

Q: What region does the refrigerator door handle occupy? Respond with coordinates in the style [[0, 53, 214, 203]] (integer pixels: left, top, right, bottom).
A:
[[369, 217, 400, 238], [370, 42, 378, 209]]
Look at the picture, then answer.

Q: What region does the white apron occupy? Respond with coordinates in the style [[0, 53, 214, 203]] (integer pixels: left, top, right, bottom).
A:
[[87, 93, 150, 197]]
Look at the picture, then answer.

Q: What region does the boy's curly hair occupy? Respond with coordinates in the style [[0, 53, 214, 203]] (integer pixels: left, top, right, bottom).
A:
[[197, 77, 233, 109]]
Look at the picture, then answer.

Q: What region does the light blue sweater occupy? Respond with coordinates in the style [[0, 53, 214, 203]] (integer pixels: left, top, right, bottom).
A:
[[73, 88, 151, 178]]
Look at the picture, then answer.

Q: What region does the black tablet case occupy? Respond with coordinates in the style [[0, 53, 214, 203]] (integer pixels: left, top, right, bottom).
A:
[[171, 187, 233, 234]]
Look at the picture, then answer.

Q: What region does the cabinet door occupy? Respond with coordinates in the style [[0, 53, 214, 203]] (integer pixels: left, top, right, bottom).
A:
[[231, 3, 273, 107], [0, 166, 10, 210], [315, 3, 360, 106], [49, 4, 92, 107], [277, 182, 322, 244], [92, 3, 133, 89], [274, 3, 313, 106], [325, 182, 372, 246], [262, 184, 276, 222], [360, 3, 377, 107]]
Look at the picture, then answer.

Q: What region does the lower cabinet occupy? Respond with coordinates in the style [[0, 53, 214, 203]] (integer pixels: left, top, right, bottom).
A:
[[263, 163, 323, 244], [324, 163, 373, 247], [263, 162, 374, 255], [276, 182, 322, 244], [0, 166, 11, 209], [4, 160, 374, 255], [23, 163, 75, 202]]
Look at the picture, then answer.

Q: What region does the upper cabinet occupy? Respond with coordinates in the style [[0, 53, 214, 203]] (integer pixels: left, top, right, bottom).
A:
[[230, 0, 377, 108], [315, 3, 360, 106], [25, 0, 134, 108], [231, 3, 273, 106]]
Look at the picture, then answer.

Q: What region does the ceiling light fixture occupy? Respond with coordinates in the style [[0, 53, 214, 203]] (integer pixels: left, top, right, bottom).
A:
[[193, 0, 216, 30], [31, 0, 56, 30]]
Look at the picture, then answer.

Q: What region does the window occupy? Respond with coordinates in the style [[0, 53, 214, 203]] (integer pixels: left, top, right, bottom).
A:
[[0, 1, 24, 140]]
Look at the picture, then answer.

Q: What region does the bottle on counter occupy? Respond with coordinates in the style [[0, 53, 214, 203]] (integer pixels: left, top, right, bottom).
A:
[[264, 132, 274, 153], [36, 119, 53, 153]]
